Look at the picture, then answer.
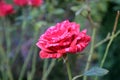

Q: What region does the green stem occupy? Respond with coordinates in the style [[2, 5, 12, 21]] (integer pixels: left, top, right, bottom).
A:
[[42, 59, 48, 80], [5, 27, 11, 54], [94, 11, 120, 80], [72, 74, 83, 80], [0, 45, 8, 80], [22, 8, 27, 32], [0, 44, 13, 80], [5, 19, 13, 80], [42, 59, 56, 80], [94, 34, 114, 80], [2, 18, 11, 55], [1, 18, 13, 80], [19, 33, 38, 80], [100, 36, 113, 67], [65, 57, 72, 80], [83, 28, 96, 80], [94, 31, 120, 48], [45, 59, 56, 76], [18, 45, 33, 80], [11, 8, 27, 65], [28, 47, 38, 80], [100, 11, 120, 68]]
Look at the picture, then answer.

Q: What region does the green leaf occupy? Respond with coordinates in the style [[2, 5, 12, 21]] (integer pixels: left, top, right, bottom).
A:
[[53, 9, 64, 15], [83, 67, 109, 76], [71, 6, 80, 11]]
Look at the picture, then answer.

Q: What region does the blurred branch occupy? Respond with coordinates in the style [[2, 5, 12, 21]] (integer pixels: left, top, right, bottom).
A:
[[112, 11, 120, 34], [42, 59, 49, 80], [100, 11, 120, 68], [95, 11, 120, 80], [19, 27, 39, 80], [0, 45, 13, 80], [42, 59, 56, 80], [0, 18, 13, 80], [72, 74, 83, 80], [65, 56, 72, 80], [18, 44, 34, 80], [11, 8, 28, 65], [94, 33, 110, 48], [87, 10, 98, 28], [28, 47, 37, 80], [94, 30, 120, 48], [83, 28, 96, 80], [83, 5, 97, 80]]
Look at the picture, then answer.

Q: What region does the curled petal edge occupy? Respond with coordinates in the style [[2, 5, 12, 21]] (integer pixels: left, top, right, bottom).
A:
[[40, 50, 64, 59]]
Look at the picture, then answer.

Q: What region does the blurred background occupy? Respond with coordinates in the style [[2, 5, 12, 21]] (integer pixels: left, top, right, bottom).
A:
[[0, 0, 120, 80]]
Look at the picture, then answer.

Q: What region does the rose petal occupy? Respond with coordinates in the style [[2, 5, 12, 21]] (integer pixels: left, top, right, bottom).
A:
[[0, 1, 15, 17], [36, 20, 91, 59], [82, 29, 87, 33], [36, 42, 53, 52], [40, 50, 63, 59]]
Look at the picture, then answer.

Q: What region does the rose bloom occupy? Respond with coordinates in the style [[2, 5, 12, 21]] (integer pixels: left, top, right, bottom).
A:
[[13, 0, 28, 6], [0, 1, 15, 17], [36, 20, 91, 59], [14, 0, 43, 7], [28, 0, 43, 7]]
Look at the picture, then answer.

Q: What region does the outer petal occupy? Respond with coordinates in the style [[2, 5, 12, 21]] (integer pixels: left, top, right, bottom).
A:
[[81, 29, 87, 33], [0, 1, 15, 17], [28, 0, 43, 7], [36, 42, 53, 52], [40, 50, 64, 59], [14, 0, 28, 6]]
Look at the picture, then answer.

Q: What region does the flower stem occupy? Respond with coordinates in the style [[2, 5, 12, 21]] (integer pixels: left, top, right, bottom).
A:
[[100, 11, 120, 68], [83, 28, 96, 80], [42, 59, 56, 80], [65, 57, 72, 80], [18, 45, 33, 80], [94, 11, 120, 80], [1, 18, 13, 80], [42, 59, 48, 80], [28, 47, 38, 80], [11, 8, 27, 64], [72, 74, 83, 80]]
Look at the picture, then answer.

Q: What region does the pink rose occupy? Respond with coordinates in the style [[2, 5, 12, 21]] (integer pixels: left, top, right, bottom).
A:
[[14, 0, 43, 7], [28, 0, 43, 7], [13, 0, 28, 6], [0, 1, 15, 17], [36, 20, 91, 59]]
